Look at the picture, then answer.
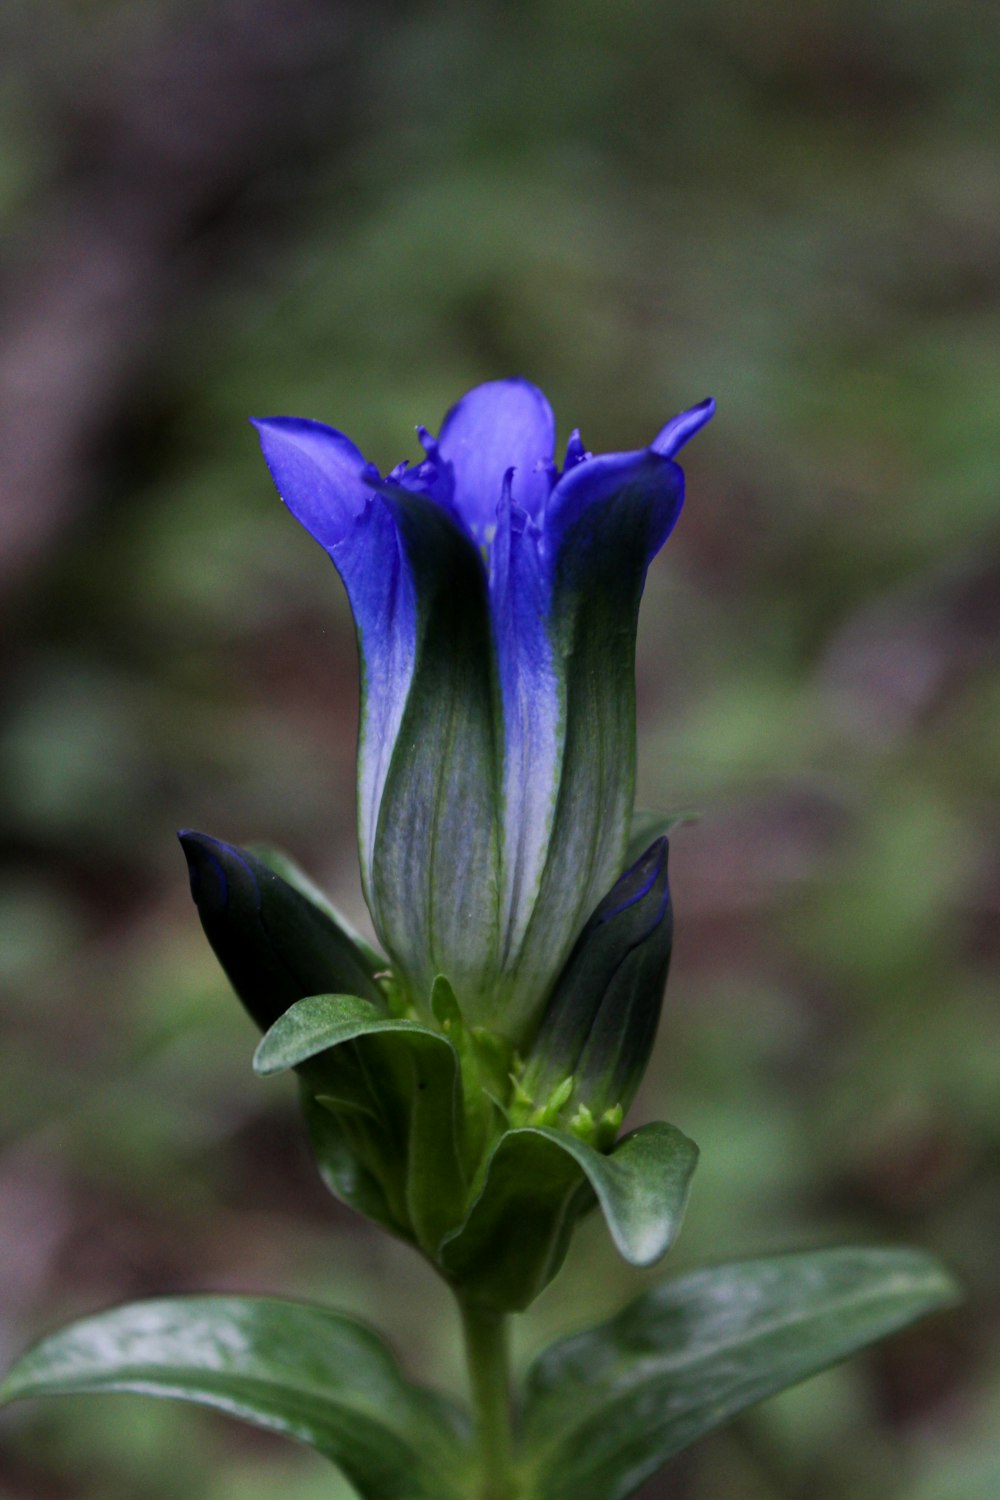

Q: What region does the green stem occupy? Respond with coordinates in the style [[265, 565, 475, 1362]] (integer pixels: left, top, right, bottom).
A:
[[459, 1299, 518, 1500]]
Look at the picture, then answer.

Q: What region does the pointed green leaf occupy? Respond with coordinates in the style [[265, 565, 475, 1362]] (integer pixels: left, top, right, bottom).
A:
[[255, 995, 466, 1255], [439, 1122, 697, 1312], [0, 1297, 472, 1500], [253, 993, 426, 1075], [520, 1247, 960, 1500], [548, 1122, 698, 1266]]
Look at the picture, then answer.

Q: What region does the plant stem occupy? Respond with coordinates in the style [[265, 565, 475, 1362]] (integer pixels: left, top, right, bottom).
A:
[[459, 1299, 518, 1500]]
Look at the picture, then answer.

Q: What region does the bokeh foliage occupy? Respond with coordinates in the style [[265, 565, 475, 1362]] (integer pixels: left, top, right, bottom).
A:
[[1, 0, 997, 1496]]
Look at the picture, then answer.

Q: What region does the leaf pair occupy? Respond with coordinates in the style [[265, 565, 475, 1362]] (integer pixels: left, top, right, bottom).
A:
[[256, 993, 698, 1311], [1, 1248, 957, 1500]]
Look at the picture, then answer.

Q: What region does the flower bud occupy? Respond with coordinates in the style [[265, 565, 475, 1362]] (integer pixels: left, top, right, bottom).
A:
[[520, 837, 673, 1129], [178, 831, 384, 1034]]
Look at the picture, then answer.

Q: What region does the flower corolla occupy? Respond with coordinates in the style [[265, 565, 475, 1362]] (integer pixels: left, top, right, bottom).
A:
[[253, 380, 712, 1044]]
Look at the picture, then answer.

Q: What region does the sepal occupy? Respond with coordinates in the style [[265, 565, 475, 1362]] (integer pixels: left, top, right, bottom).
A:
[[431, 975, 512, 1167], [258, 996, 696, 1311], [299, 1084, 405, 1239]]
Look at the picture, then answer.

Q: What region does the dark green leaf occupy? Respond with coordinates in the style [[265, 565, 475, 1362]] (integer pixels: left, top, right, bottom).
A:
[[520, 1246, 960, 1500], [0, 1297, 472, 1500], [439, 1121, 697, 1312], [550, 1122, 698, 1266], [299, 1084, 408, 1240], [439, 1128, 589, 1312], [255, 994, 466, 1254], [253, 993, 425, 1076]]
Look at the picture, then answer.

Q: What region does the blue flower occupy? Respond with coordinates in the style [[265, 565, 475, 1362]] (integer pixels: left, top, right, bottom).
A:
[[253, 380, 712, 1043]]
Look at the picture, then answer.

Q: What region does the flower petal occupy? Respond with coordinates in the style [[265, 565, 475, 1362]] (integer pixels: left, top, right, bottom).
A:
[[253, 417, 416, 894], [368, 491, 503, 1009], [544, 446, 684, 566], [436, 378, 556, 534], [562, 429, 588, 471], [651, 396, 716, 459], [251, 416, 373, 544], [488, 493, 559, 1019], [488, 448, 685, 1038], [254, 392, 713, 1045]]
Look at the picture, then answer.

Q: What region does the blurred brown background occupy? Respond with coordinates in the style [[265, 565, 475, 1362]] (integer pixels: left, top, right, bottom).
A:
[[1, 1, 998, 1496]]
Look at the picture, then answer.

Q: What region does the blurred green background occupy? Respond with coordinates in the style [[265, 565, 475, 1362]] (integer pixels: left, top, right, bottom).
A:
[[1, 0, 997, 1496]]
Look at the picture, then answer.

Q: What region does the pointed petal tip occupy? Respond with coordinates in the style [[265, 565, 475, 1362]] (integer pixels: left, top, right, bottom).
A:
[[599, 835, 670, 924], [251, 413, 359, 447], [177, 828, 228, 857], [177, 830, 231, 913], [562, 428, 589, 471], [177, 831, 264, 918], [249, 415, 298, 444], [248, 414, 295, 437], [252, 416, 375, 551], [177, 827, 213, 860], [416, 423, 438, 456], [629, 833, 669, 877], [651, 397, 716, 459]]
